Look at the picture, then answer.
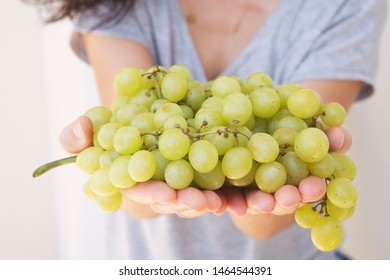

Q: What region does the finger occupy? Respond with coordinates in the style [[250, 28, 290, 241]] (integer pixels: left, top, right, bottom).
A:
[[59, 116, 93, 154], [246, 189, 275, 213], [177, 209, 208, 218], [326, 127, 352, 153], [298, 176, 326, 204], [203, 190, 222, 212], [214, 190, 228, 215], [122, 180, 176, 205], [273, 185, 301, 215], [222, 187, 247, 216], [176, 187, 208, 212]]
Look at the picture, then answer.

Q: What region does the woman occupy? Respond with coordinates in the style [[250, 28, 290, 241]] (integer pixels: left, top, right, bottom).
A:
[[32, 0, 386, 259]]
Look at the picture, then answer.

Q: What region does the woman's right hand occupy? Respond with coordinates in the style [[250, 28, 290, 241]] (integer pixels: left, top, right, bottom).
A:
[[59, 116, 227, 219]]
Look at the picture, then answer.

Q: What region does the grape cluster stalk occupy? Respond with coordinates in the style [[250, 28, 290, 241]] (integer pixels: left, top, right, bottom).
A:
[[34, 65, 358, 252]]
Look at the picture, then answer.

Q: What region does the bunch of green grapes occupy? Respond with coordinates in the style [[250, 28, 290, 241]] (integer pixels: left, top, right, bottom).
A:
[[34, 65, 357, 252]]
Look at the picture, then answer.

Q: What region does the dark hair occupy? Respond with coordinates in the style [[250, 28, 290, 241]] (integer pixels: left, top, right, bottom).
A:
[[24, 0, 134, 26]]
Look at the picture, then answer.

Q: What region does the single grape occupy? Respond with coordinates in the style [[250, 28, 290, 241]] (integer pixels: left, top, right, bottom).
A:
[[161, 73, 188, 102], [277, 151, 309, 186], [201, 96, 223, 111], [164, 159, 194, 190], [326, 199, 355, 222], [158, 128, 190, 160], [267, 109, 292, 135], [180, 104, 194, 120], [274, 83, 302, 109], [128, 88, 158, 110], [185, 80, 207, 111], [85, 106, 112, 131], [151, 149, 170, 181], [163, 115, 188, 130], [194, 108, 224, 131], [109, 156, 137, 188], [272, 127, 297, 149], [320, 102, 347, 127], [311, 216, 343, 252], [255, 161, 287, 193], [247, 133, 279, 163], [83, 180, 99, 200], [221, 147, 253, 179], [168, 64, 191, 81], [113, 126, 143, 155], [188, 140, 219, 173], [294, 128, 329, 163], [97, 122, 124, 151], [277, 116, 308, 133], [150, 98, 169, 113], [76, 146, 104, 174], [326, 178, 358, 209], [222, 92, 253, 126], [287, 89, 322, 119], [99, 150, 120, 169], [98, 192, 122, 213], [308, 153, 335, 178], [243, 113, 256, 130], [113, 67, 143, 96], [252, 117, 269, 134], [90, 168, 120, 197], [115, 103, 148, 125], [130, 112, 157, 133], [235, 126, 253, 147], [109, 96, 129, 113], [193, 161, 225, 190], [211, 76, 241, 98], [203, 126, 235, 156], [249, 87, 281, 118], [228, 161, 259, 187], [128, 150, 157, 182], [330, 152, 357, 180], [295, 204, 320, 229], [244, 72, 273, 93], [154, 102, 184, 128]]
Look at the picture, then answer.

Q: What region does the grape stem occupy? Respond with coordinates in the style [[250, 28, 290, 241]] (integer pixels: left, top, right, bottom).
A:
[[32, 156, 77, 178]]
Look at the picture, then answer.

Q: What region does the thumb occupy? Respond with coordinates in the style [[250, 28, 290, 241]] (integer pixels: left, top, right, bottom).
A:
[[59, 116, 93, 154]]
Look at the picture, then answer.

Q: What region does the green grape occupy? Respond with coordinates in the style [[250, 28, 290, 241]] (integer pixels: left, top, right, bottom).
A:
[[151, 149, 170, 181], [308, 153, 335, 178], [326, 178, 358, 209], [274, 83, 302, 109], [249, 87, 281, 118], [277, 151, 309, 186], [255, 161, 287, 193], [142, 134, 158, 150], [295, 204, 320, 229], [109, 156, 137, 188], [83, 180, 99, 200], [330, 152, 357, 180], [85, 106, 112, 131], [188, 140, 219, 173], [201, 96, 223, 111], [99, 150, 120, 169], [168, 64, 191, 81], [98, 192, 122, 213], [311, 216, 343, 252], [235, 126, 253, 147], [244, 72, 273, 93], [113, 67, 143, 96], [163, 115, 188, 130], [243, 113, 255, 130], [97, 122, 123, 151], [252, 118, 268, 134], [247, 133, 279, 163], [210, 76, 241, 98], [164, 159, 194, 189], [76, 146, 104, 174], [294, 128, 329, 163], [185, 80, 207, 111], [272, 127, 297, 149], [146, 65, 168, 85], [180, 104, 194, 120], [230, 75, 245, 91], [154, 102, 184, 128], [320, 102, 347, 127], [90, 168, 120, 197], [113, 126, 143, 155], [158, 128, 190, 160], [228, 161, 259, 187], [194, 108, 224, 131], [326, 199, 355, 222], [203, 126, 235, 155], [150, 98, 169, 113], [128, 88, 158, 110], [187, 118, 195, 128], [222, 92, 253, 126], [115, 103, 148, 125], [193, 161, 225, 190], [109, 96, 129, 113], [130, 112, 157, 133], [267, 109, 292, 135], [221, 147, 253, 179], [161, 73, 188, 102], [128, 150, 157, 182], [287, 89, 322, 119], [277, 116, 308, 133]]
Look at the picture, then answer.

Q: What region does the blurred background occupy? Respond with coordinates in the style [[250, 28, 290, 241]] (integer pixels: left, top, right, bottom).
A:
[[0, 1, 389, 259]]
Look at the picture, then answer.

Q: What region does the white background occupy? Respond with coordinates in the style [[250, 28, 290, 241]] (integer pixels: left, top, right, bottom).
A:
[[0, 1, 389, 259]]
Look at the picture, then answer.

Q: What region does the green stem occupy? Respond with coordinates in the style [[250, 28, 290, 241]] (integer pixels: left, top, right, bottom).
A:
[[33, 156, 77, 178]]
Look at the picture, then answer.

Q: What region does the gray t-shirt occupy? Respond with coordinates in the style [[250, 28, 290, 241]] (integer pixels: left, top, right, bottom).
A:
[[71, 0, 386, 259]]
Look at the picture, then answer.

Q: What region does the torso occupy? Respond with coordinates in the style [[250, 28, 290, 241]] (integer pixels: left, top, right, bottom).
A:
[[178, 0, 281, 80]]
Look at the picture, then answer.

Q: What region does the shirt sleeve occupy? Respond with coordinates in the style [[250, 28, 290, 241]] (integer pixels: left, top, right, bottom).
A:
[[70, 1, 153, 63], [288, 0, 387, 99]]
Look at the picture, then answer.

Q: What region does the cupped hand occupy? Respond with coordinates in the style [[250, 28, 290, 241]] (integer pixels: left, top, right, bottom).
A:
[[223, 126, 352, 217]]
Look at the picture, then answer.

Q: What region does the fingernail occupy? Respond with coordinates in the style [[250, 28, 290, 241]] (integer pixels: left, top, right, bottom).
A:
[[73, 118, 85, 140]]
